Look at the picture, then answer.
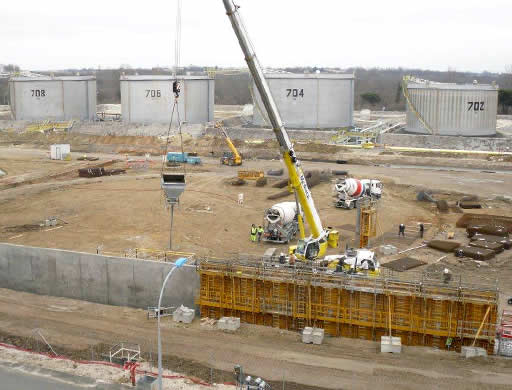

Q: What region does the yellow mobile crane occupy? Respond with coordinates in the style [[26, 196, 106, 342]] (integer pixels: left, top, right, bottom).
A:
[[222, 0, 338, 261], [215, 122, 242, 166]]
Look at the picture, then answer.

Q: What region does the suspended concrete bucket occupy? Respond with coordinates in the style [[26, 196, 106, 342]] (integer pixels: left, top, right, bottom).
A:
[[161, 173, 186, 204]]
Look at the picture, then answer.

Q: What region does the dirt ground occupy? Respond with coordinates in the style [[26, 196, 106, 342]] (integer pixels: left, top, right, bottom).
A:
[[0, 288, 512, 390], [1, 132, 512, 389]]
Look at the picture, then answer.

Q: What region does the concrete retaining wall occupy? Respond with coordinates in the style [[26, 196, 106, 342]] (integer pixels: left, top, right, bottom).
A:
[[204, 126, 336, 142], [0, 243, 198, 309], [379, 133, 511, 152]]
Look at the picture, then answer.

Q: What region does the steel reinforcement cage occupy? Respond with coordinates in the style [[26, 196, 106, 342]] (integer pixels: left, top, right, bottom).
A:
[[197, 258, 498, 353]]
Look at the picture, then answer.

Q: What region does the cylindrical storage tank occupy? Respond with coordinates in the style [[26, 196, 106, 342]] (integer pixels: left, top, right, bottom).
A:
[[405, 80, 498, 136], [9, 76, 96, 121], [120, 75, 214, 124], [252, 73, 354, 129], [265, 202, 297, 225]]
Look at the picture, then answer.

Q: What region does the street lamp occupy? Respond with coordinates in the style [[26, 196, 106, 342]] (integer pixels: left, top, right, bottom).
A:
[[156, 257, 192, 390]]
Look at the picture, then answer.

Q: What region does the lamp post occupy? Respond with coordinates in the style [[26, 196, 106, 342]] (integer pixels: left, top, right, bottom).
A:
[[157, 258, 191, 390]]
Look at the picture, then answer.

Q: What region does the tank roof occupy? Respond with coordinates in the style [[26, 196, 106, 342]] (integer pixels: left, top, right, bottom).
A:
[[120, 75, 213, 81], [10, 76, 96, 82], [407, 81, 498, 91], [262, 73, 354, 80]]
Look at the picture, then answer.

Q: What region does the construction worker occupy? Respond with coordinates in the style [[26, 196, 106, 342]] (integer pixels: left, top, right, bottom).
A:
[[419, 223, 425, 238], [250, 224, 257, 242], [257, 225, 264, 242], [443, 268, 452, 284], [398, 223, 405, 237]]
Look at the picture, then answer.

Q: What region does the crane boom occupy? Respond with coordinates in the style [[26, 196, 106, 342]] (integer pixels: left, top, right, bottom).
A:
[[222, 0, 335, 259], [216, 122, 242, 165]]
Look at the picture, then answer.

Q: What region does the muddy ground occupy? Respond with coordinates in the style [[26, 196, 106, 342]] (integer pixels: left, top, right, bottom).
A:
[[1, 130, 512, 389]]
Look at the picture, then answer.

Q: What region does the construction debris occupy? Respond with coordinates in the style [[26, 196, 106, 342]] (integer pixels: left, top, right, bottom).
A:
[[78, 167, 126, 178], [255, 176, 268, 187], [461, 346, 488, 359], [428, 240, 461, 252], [468, 240, 504, 254], [378, 244, 398, 255], [381, 336, 402, 353], [470, 234, 512, 249], [272, 179, 289, 189], [382, 257, 426, 272], [436, 200, 449, 212], [231, 177, 246, 186], [467, 224, 509, 238], [238, 170, 264, 180], [267, 168, 283, 176], [77, 155, 99, 161], [416, 190, 435, 202], [455, 246, 495, 261], [172, 305, 195, 324], [217, 316, 240, 331], [302, 327, 325, 345], [458, 201, 482, 209], [456, 213, 512, 232]]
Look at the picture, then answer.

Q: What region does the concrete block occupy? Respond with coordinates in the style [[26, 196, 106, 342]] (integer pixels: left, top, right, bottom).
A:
[[217, 316, 240, 331], [461, 346, 487, 358], [498, 338, 512, 357], [302, 327, 313, 344], [173, 305, 195, 324], [381, 336, 402, 353], [312, 328, 325, 345]]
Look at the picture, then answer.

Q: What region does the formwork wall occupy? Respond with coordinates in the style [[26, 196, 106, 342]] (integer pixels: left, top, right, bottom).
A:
[[198, 262, 498, 353]]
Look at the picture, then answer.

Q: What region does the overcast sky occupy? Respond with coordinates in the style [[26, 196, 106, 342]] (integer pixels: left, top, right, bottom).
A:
[[2, 0, 511, 73]]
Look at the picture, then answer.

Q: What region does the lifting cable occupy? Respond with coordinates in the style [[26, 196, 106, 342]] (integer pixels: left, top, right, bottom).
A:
[[161, 0, 186, 178]]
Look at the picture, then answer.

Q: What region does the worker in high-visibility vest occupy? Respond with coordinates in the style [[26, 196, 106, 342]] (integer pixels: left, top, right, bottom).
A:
[[250, 224, 257, 242], [257, 225, 264, 242]]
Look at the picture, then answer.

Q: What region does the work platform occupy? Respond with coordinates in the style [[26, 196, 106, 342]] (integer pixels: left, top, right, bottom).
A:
[[197, 258, 498, 353]]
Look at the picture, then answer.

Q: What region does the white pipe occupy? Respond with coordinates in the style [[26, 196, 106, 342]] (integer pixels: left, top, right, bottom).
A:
[[397, 244, 426, 254]]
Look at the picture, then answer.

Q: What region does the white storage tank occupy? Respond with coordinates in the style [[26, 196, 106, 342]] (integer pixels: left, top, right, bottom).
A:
[[9, 76, 96, 121], [405, 79, 498, 136], [252, 73, 354, 129], [120, 75, 214, 124]]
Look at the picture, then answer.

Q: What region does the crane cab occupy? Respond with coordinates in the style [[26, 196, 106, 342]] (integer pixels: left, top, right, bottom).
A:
[[294, 229, 339, 261]]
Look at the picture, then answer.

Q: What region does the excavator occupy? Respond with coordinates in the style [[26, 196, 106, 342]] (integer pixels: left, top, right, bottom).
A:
[[215, 122, 242, 166], [222, 0, 339, 261]]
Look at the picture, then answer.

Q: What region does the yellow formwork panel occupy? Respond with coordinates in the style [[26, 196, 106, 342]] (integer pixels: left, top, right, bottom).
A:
[[197, 262, 498, 353]]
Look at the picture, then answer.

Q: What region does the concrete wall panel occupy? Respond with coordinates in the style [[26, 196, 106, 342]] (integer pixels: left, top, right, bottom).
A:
[[106, 258, 137, 307], [79, 253, 108, 304], [54, 252, 81, 300], [0, 243, 198, 310]]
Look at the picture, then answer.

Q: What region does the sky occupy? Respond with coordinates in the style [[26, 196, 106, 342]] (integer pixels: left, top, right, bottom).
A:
[[2, 0, 511, 73]]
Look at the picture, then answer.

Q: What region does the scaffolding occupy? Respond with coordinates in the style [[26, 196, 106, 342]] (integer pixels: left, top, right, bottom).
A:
[[197, 258, 498, 353]]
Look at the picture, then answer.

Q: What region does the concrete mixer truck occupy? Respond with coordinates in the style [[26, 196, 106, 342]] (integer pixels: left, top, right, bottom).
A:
[[263, 202, 300, 244], [334, 178, 382, 209]]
